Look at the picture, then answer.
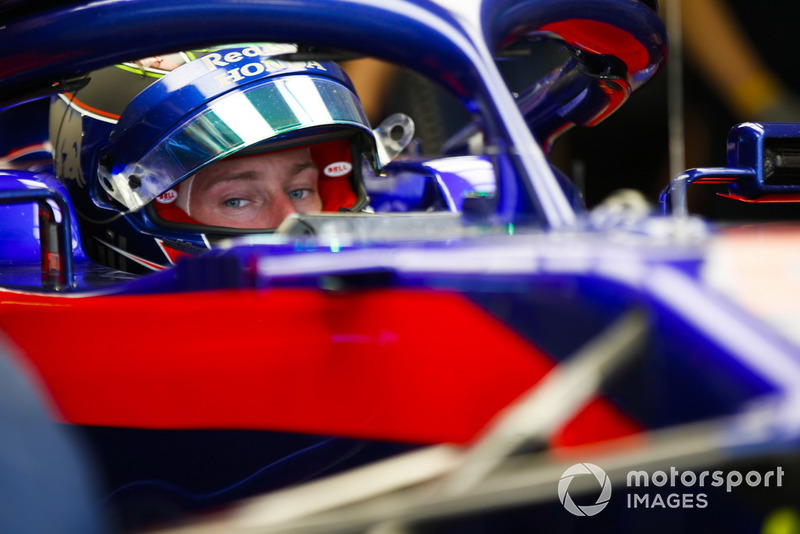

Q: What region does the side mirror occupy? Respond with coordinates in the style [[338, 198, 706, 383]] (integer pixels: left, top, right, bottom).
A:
[[728, 122, 800, 200], [661, 122, 800, 215], [0, 172, 75, 289]]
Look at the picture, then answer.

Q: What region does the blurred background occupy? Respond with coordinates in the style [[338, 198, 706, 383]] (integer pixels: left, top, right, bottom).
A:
[[344, 0, 800, 220], [554, 0, 800, 219]]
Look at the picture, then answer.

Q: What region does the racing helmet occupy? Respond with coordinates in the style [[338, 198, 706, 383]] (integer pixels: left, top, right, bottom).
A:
[[50, 44, 378, 274]]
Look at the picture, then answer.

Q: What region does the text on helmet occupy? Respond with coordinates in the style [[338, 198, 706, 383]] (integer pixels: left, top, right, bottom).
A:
[[202, 46, 327, 88]]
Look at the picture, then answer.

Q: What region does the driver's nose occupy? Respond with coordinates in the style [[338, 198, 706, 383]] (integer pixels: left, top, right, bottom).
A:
[[261, 193, 299, 228]]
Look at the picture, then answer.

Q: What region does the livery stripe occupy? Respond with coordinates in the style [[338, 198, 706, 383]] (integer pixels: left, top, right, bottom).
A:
[[60, 93, 120, 123], [96, 238, 166, 271]]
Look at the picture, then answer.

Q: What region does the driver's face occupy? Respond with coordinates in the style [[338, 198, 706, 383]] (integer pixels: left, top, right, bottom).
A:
[[178, 147, 322, 229]]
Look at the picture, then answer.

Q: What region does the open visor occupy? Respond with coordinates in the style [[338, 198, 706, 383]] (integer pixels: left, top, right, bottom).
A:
[[98, 75, 375, 212]]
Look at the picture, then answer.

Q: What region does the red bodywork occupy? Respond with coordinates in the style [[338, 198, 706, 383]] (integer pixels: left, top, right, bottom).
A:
[[2, 287, 639, 447]]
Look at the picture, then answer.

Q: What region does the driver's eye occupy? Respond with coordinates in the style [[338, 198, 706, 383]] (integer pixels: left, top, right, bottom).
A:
[[223, 198, 249, 208], [288, 189, 311, 200]]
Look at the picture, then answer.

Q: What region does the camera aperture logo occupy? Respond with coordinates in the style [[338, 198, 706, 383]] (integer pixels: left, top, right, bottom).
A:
[[558, 463, 785, 516], [558, 463, 612, 516]]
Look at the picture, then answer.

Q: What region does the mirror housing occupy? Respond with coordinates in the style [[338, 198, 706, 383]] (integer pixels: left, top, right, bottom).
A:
[[661, 122, 800, 215], [0, 172, 76, 289], [726, 122, 800, 201]]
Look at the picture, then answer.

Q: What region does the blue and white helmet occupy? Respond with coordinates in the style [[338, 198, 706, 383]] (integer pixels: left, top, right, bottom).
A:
[[51, 44, 378, 273]]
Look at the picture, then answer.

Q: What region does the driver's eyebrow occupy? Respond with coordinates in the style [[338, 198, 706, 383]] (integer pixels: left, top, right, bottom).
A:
[[196, 170, 259, 194], [289, 159, 318, 176], [197, 160, 318, 193]]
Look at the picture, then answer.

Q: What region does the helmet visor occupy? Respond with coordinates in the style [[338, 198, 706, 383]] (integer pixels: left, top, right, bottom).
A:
[[98, 75, 372, 211]]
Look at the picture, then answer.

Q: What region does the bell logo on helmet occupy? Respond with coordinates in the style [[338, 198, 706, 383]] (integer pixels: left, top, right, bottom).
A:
[[155, 189, 178, 204], [324, 161, 353, 178]]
